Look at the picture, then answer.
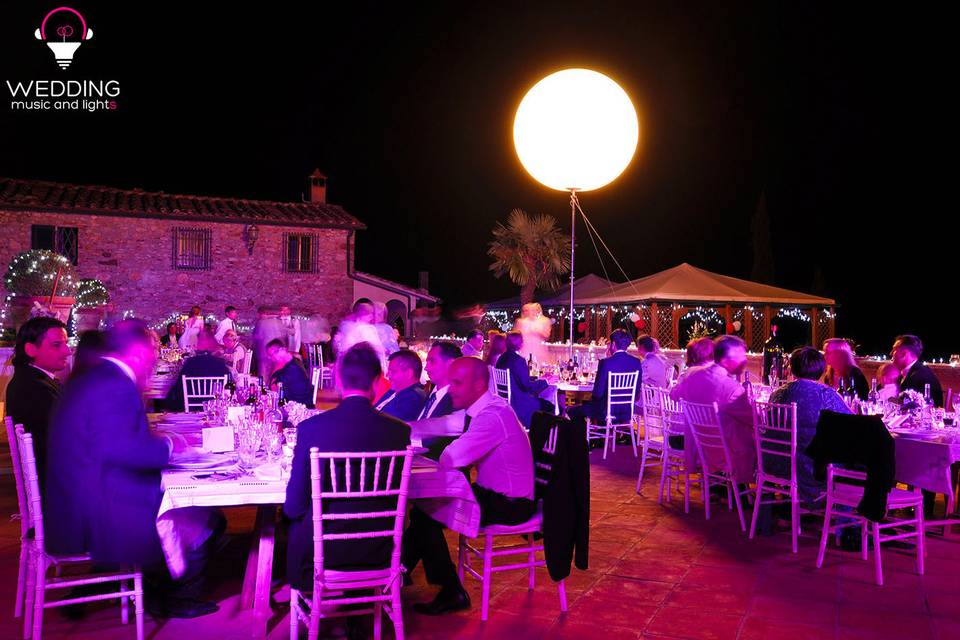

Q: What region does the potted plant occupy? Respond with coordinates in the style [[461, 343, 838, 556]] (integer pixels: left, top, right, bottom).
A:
[[3, 250, 78, 328], [73, 278, 112, 332]]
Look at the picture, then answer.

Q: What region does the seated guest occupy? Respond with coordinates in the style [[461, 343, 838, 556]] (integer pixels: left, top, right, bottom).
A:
[[876, 362, 900, 401], [570, 329, 642, 424], [222, 329, 247, 378], [891, 334, 943, 406], [46, 320, 222, 618], [375, 349, 427, 421], [670, 335, 755, 482], [402, 357, 534, 615], [419, 341, 462, 420], [461, 329, 484, 358], [267, 338, 314, 407], [283, 343, 411, 592], [757, 347, 851, 533], [484, 332, 507, 394], [677, 336, 715, 385], [495, 331, 550, 428], [636, 334, 669, 389], [823, 338, 868, 400], [892, 334, 944, 516], [5, 317, 70, 485], [164, 329, 231, 412], [160, 322, 180, 348]]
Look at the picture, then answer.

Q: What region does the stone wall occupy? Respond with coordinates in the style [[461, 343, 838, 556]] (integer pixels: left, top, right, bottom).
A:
[[0, 209, 355, 327]]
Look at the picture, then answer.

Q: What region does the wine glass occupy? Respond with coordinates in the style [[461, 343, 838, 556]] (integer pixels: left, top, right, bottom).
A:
[[237, 431, 260, 470]]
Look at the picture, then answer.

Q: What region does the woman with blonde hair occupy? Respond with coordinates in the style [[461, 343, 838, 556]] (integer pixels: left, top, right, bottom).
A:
[[822, 338, 868, 400]]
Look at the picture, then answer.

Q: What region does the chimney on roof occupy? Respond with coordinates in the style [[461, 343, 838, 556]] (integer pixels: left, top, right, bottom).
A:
[[308, 169, 327, 204]]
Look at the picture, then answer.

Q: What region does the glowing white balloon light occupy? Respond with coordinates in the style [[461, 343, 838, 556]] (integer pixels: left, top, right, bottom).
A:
[[514, 68, 639, 192]]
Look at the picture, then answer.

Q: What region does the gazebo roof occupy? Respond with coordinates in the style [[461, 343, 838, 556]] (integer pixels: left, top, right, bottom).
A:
[[575, 263, 835, 306], [485, 273, 621, 310]]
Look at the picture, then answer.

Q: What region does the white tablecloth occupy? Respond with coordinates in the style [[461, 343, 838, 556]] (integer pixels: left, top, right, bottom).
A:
[[891, 430, 960, 495], [157, 454, 479, 577]]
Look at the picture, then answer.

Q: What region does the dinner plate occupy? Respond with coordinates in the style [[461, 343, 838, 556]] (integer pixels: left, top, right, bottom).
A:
[[168, 451, 238, 470]]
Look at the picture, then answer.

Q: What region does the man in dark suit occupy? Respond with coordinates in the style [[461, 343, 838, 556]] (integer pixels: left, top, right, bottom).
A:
[[266, 338, 314, 407], [891, 334, 946, 517], [419, 341, 462, 420], [570, 329, 643, 425], [374, 349, 427, 421], [891, 334, 944, 407], [159, 322, 180, 348], [5, 316, 70, 485], [495, 331, 550, 428], [163, 329, 231, 411], [45, 320, 221, 619], [283, 342, 411, 592]]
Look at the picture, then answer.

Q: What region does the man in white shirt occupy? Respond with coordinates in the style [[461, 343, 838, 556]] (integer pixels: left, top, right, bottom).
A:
[[402, 357, 535, 615], [278, 304, 302, 356], [461, 329, 484, 358], [670, 335, 755, 483], [214, 306, 239, 345]]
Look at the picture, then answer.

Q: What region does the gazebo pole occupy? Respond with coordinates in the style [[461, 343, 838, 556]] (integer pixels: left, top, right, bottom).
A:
[[650, 302, 659, 345], [811, 305, 820, 347]]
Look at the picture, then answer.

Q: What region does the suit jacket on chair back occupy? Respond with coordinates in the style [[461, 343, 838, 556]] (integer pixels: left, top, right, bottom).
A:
[[530, 412, 590, 582]]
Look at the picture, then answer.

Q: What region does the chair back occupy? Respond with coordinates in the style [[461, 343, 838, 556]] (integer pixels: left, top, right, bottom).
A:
[[309, 446, 415, 587], [15, 427, 44, 549], [4, 417, 29, 538], [311, 368, 321, 406], [493, 368, 512, 403], [605, 370, 639, 423], [682, 400, 735, 477], [241, 349, 254, 375], [640, 384, 665, 442], [307, 344, 323, 371], [752, 401, 798, 484], [658, 389, 686, 448], [182, 375, 227, 412]]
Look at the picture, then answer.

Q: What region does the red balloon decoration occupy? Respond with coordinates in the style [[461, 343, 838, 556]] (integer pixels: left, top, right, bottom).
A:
[[634, 319, 645, 329], [577, 321, 587, 332], [725, 322, 734, 334]]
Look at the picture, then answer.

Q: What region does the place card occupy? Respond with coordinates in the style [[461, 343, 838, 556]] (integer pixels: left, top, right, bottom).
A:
[[202, 426, 235, 453]]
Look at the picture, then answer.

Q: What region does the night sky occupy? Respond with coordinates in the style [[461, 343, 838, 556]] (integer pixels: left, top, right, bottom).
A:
[[1, 3, 953, 357]]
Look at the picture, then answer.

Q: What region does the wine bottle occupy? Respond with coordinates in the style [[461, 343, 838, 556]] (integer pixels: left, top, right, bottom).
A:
[[277, 382, 287, 408]]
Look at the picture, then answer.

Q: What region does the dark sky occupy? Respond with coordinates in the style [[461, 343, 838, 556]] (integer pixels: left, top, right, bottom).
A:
[[1, 3, 953, 357]]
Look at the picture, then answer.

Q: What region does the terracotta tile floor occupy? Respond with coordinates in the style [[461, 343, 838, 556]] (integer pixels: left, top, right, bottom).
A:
[[1, 448, 958, 639]]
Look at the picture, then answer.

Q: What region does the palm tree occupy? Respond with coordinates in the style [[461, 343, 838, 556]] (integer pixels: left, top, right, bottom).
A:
[[487, 208, 571, 304]]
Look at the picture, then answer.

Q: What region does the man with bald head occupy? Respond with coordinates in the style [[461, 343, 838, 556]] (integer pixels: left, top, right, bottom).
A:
[[402, 357, 535, 615]]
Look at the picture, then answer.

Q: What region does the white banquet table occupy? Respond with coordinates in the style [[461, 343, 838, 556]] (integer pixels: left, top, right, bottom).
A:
[[153, 416, 480, 638]]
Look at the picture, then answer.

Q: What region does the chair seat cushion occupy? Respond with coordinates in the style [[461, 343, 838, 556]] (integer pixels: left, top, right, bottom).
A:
[[480, 509, 542, 536]]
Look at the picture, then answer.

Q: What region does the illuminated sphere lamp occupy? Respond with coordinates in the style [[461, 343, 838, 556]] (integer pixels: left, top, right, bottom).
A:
[[513, 68, 639, 192]]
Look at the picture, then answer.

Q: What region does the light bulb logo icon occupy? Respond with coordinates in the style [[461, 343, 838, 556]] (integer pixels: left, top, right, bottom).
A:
[[34, 7, 93, 70]]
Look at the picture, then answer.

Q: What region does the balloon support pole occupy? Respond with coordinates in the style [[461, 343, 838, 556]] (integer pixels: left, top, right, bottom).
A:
[[568, 189, 579, 358]]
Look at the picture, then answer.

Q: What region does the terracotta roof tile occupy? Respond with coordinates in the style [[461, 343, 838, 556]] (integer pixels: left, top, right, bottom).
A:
[[0, 176, 365, 229]]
